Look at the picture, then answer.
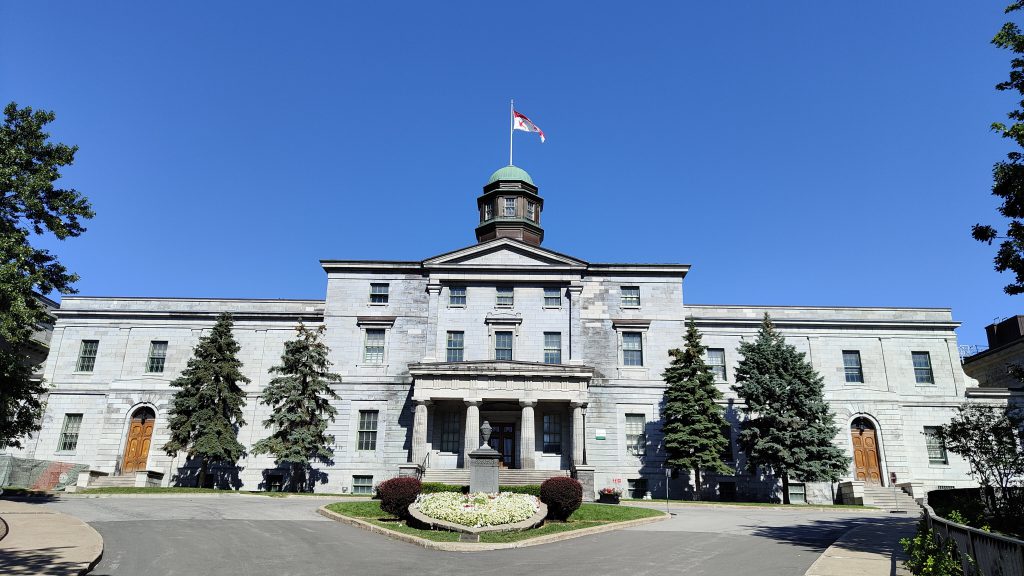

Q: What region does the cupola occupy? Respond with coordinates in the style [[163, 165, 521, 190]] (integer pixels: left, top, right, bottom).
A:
[[475, 165, 544, 246]]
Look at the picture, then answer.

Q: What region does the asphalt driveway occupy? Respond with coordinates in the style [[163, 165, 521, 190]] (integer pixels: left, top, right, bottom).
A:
[[45, 496, 894, 576]]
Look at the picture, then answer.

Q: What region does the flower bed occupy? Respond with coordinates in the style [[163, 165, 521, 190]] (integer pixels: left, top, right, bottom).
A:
[[415, 491, 540, 528]]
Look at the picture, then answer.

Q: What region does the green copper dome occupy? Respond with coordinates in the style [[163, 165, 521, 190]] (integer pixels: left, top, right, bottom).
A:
[[487, 165, 534, 185]]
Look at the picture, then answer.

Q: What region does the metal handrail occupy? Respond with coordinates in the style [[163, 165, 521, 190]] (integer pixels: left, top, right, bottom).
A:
[[924, 502, 1024, 576]]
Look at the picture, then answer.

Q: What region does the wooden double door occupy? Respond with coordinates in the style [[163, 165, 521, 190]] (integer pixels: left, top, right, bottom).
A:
[[487, 422, 517, 468], [851, 426, 882, 485], [122, 408, 155, 474]]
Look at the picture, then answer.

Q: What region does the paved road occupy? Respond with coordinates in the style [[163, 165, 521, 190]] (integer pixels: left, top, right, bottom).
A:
[[45, 497, 899, 576]]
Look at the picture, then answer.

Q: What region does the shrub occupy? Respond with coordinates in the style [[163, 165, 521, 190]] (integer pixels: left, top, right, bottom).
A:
[[376, 477, 421, 519], [900, 519, 964, 576], [540, 477, 582, 521], [500, 484, 541, 497], [420, 482, 469, 494]]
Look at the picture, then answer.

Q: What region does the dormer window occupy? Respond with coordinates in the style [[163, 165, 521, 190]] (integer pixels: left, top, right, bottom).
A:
[[504, 197, 516, 217], [526, 201, 536, 221], [484, 202, 493, 220]]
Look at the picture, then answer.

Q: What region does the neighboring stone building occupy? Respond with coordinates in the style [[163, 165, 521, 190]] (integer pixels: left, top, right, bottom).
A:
[[15, 166, 999, 501], [961, 316, 1024, 413]]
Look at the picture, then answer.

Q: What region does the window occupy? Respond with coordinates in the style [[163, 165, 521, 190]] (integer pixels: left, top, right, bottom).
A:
[[496, 286, 514, 308], [842, 350, 864, 383], [76, 340, 99, 372], [719, 481, 737, 502], [446, 331, 464, 362], [623, 332, 643, 366], [543, 287, 561, 307], [494, 331, 513, 360], [352, 475, 373, 495], [721, 423, 734, 461], [484, 202, 493, 220], [439, 410, 461, 453], [543, 414, 562, 453], [147, 341, 168, 373], [626, 413, 646, 456], [788, 482, 807, 504], [912, 352, 934, 384], [526, 201, 536, 221], [544, 332, 561, 364], [924, 426, 948, 464], [504, 197, 516, 217], [58, 414, 83, 452], [707, 348, 726, 382], [449, 286, 466, 307], [363, 329, 385, 364], [357, 410, 378, 451], [369, 283, 389, 304], [627, 478, 648, 499], [621, 286, 640, 307]]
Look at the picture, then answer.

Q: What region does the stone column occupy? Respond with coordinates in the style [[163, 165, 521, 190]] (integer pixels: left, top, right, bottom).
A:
[[464, 399, 481, 465], [568, 284, 583, 364], [571, 402, 586, 467], [423, 284, 442, 361], [411, 400, 431, 467], [520, 400, 537, 469]]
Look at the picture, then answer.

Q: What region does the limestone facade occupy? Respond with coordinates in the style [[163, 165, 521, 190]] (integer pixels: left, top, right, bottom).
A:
[[12, 167, 1000, 501]]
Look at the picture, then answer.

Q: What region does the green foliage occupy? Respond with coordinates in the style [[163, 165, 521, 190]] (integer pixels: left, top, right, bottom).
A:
[[419, 482, 468, 494], [0, 102, 94, 449], [661, 318, 732, 496], [732, 314, 849, 503], [972, 3, 1024, 295], [900, 519, 964, 576], [251, 324, 340, 492], [933, 403, 1024, 520], [163, 313, 249, 487]]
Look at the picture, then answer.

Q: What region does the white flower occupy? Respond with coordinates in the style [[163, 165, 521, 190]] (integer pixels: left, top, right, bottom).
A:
[[417, 492, 539, 527]]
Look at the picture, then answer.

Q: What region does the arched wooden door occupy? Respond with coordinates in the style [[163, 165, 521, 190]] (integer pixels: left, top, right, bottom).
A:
[[851, 419, 882, 486], [122, 407, 156, 474]]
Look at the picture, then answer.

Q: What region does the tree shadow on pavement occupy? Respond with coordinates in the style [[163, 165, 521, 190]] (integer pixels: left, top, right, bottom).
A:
[[0, 546, 92, 575]]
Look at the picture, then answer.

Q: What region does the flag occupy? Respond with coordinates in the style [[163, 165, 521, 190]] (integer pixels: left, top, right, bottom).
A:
[[513, 110, 545, 143]]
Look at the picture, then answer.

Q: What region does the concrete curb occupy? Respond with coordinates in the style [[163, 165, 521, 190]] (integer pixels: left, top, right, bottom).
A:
[[0, 501, 104, 575], [317, 505, 669, 552], [58, 492, 370, 500]]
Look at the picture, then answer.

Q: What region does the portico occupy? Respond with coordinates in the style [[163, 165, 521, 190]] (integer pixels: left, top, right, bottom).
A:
[[407, 361, 593, 472]]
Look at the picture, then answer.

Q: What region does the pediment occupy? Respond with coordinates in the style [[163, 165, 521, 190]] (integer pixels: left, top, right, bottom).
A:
[[423, 239, 587, 269]]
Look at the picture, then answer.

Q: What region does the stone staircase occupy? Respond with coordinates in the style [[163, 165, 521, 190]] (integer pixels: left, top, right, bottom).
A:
[[863, 485, 920, 513], [420, 468, 569, 487], [87, 475, 136, 489]]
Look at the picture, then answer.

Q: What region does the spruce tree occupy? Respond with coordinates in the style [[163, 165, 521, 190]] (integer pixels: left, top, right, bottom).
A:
[[661, 319, 732, 499], [163, 313, 249, 488], [252, 324, 340, 492], [732, 313, 849, 504]]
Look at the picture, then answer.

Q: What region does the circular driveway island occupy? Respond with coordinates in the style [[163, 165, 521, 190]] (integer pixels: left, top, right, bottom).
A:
[[46, 496, 893, 576]]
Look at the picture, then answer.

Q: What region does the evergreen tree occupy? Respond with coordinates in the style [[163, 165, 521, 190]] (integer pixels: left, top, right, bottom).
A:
[[1, 102, 94, 449], [732, 313, 849, 504], [661, 319, 732, 498], [163, 313, 249, 488], [252, 324, 340, 492]]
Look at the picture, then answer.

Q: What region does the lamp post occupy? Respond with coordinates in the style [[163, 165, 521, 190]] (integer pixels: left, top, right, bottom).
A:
[[581, 404, 588, 465]]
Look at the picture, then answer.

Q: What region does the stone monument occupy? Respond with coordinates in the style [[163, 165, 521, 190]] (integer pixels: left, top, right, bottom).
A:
[[468, 420, 501, 493]]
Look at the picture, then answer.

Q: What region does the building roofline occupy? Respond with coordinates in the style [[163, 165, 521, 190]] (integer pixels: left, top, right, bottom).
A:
[[60, 296, 325, 303], [685, 303, 953, 312]]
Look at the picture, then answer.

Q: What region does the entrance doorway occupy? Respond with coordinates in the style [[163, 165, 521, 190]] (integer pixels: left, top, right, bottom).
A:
[[488, 422, 516, 468], [122, 407, 156, 474], [850, 417, 882, 486]]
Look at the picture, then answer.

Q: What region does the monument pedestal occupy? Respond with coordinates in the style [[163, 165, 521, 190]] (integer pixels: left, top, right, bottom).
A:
[[468, 420, 501, 493]]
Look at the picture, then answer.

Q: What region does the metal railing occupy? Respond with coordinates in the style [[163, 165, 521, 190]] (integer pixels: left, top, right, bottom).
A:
[[924, 502, 1024, 576], [958, 344, 989, 361]]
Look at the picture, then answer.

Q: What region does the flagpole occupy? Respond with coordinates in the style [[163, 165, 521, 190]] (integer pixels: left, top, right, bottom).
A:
[[509, 99, 514, 166]]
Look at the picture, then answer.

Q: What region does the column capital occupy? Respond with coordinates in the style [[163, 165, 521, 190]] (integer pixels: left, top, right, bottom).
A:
[[415, 399, 433, 407], [427, 283, 443, 294], [567, 284, 584, 295], [570, 401, 588, 409], [519, 399, 537, 408], [464, 398, 482, 407]]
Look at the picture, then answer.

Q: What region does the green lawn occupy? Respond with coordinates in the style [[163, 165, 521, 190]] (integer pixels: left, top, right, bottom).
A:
[[323, 501, 664, 544]]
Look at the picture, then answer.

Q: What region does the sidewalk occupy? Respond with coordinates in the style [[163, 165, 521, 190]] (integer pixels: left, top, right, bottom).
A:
[[0, 499, 103, 575], [804, 514, 917, 576]]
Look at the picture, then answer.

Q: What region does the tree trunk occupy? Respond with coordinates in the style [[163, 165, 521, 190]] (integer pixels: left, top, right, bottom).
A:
[[781, 472, 790, 505], [198, 458, 208, 490], [693, 469, 702, 501]]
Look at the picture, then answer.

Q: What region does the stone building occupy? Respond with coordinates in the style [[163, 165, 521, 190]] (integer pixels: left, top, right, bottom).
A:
[[16, 165, 999, 502]]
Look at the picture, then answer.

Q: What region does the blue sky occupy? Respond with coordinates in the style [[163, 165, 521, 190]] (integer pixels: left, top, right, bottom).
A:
[[1, 1, 1019, 345]]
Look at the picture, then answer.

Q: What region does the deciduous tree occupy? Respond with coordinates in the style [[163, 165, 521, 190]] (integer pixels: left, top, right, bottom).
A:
[[163, 313, 248, 488], [0, 102, 94, 449], [252, 324, 340, 492], [661, 319, 732, 498], [732, 314, 849, 504]]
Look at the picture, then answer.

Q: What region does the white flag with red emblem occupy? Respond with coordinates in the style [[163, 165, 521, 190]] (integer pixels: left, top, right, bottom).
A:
[[513, 110, 545, 143]]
